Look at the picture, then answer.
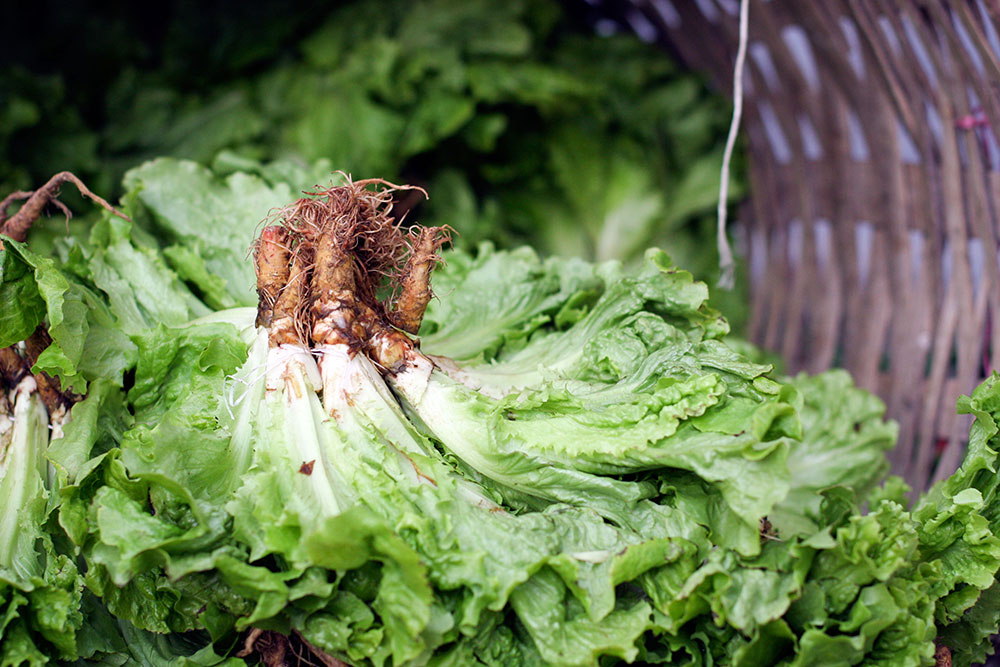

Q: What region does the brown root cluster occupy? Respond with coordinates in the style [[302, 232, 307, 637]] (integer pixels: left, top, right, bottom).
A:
[[262, 175, 426, 295], [255, 175, 450, 368]]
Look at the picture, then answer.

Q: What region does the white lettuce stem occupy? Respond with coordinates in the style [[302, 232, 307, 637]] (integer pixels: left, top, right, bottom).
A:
[[318, 343, 427, 489], [317, 343, 503, 512], [225, 327, 270, 479], [0, 377, 49, 575], [267, 343, 342, 517]]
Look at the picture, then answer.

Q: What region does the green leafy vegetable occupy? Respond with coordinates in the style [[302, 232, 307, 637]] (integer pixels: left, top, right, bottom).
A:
[[3, 148, 1000, 666]]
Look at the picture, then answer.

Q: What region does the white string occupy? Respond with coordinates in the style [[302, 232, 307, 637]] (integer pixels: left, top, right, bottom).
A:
[[716, 0, 750, 289], [223, 363, 269, 419]]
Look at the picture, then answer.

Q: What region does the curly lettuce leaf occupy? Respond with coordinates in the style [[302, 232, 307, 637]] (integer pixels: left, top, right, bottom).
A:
[[770, 371, 897, 537], [1, 238, 137, 393], [410, 249, 794, 556], [0, 244, 46, 349]]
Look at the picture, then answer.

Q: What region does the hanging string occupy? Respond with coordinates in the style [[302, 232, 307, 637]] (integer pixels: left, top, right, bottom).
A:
[[716, 0, 750, 289]]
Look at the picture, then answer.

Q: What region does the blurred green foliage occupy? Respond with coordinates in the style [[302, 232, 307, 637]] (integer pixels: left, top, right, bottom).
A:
[[1, 0, 746, 326]]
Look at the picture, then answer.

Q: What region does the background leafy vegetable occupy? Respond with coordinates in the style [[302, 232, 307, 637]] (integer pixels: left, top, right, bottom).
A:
[[2, 0, 744, 328]]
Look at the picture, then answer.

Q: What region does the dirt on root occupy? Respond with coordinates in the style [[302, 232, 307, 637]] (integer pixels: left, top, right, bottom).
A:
[[254, 175, 450, 352], [263, 175, 423, 295]]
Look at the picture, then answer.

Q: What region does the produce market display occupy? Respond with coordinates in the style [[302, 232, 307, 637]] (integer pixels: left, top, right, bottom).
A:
[[3, 162, 1000, 666], [5, 2, 1000, 666]]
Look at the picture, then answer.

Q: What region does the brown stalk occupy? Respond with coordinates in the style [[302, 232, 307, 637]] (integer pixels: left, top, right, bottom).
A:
[[933, 644, 951, 667], [266, 175, 419, 292], [255, 177, 444, 372], [366, 316, 418, 374], [255, 226, 291, 328], [390, 226, 451, 334], [310, 231, 364, 347], [236, 628, 348, 667], [270, 249, 312, 347], [0, 171, 131, 244]]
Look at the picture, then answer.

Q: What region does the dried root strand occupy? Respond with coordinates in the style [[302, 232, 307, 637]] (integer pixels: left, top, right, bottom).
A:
[[310, 231, 364, 347], [390, 226, 452, 334], [266, 174, 423, 289], [293, 630, 349, 667], [0, 171, 130, 244], [235, 629, 287, 667], [255, 226, 291, 328], [338, 177, 425, 284]]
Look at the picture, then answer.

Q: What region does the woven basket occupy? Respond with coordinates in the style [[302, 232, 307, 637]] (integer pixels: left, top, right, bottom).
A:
[[594, 0, 1000, 493]]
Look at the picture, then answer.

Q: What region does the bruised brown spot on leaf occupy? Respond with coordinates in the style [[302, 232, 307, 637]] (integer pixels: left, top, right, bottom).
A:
[[759, 516, 781, 542], [299, 460, 315, 475], [284, 371, 304, 400], [341, 389, 355, 407], [400, 450, 438, 487]]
